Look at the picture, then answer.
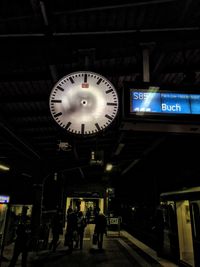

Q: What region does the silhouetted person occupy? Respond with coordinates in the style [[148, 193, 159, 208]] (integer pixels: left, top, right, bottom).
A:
[[94, 206, 100, 222], [49, 211, 63, 252], [8, 222, 31, 267], [86, 208, 91, 224], [153, 207, 165, 257], [94, 212, 107, 250], [75, 211, 87, 249], [39, 223, 49, 249], [65, 208, 78, 252]]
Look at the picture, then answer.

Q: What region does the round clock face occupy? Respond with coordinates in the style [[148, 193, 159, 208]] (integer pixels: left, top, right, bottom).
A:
[[49, 71, 119, 135]]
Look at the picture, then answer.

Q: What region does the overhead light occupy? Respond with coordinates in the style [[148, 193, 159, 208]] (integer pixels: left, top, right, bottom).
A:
[[105, 163, 113, 172], [91, 151, 95, 160], [54, 172, 57, 181], [0, 164, 10, 171]]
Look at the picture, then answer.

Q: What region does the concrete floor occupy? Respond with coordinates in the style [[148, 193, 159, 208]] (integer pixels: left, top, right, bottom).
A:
[[1, 224, 178, 267]]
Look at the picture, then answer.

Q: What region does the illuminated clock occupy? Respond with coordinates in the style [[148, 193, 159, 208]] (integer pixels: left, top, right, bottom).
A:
[[49, 71, 119, 135]]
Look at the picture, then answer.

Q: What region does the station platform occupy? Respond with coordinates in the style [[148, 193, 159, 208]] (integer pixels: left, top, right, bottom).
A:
[[1, 224, 178, 267]]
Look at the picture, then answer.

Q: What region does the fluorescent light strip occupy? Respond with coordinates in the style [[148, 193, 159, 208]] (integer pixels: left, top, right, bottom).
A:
[[0, 164, 10, 171]]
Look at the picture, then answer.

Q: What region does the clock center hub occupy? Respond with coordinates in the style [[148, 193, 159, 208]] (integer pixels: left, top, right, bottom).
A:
[[81, 99, 87, 106]]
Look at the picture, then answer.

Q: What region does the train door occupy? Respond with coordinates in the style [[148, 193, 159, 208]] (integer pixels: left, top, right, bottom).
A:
[[176, 200, 194, 267], [190, 201, 200, 267], [0, 204, 8, 259], [0, 195, 10, 260], [162, 203, 179, 261]]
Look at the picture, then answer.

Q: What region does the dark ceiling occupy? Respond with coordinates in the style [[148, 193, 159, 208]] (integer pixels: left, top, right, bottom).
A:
[[1, 0, 200, 201]]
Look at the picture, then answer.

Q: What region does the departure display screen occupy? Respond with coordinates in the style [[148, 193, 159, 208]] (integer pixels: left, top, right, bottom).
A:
[[0, 195, 10, 203], [130, 90, 200, 115]]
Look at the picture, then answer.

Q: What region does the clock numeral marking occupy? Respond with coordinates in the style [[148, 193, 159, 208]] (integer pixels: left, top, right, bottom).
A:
[[107, 102, 117, 106], [84, 74, 87, 83], [81, 124, 85, 134], [95, 123, 101, 131], [105, 89, 113, 94], [51, 100, 62, 103], [54, 112, 62, 118], [105, 114, 113, 121], [97, 78, 102, 85], [57, 86, 64, 91], [69, 77, 74, 84], [65, 122, 72, 129]]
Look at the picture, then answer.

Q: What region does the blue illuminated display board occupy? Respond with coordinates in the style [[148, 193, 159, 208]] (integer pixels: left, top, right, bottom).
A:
[[130, 90, 200, 115], [0, 195, 10, 203]]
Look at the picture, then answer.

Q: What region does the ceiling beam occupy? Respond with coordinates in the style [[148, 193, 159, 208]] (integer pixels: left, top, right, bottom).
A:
[[0, 120, 41, 160], [55, 0, 178, 15], [0, 27, 199, 42]]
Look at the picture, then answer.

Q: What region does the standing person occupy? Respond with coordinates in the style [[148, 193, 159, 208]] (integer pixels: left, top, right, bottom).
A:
[[39, 223, 50, 250], [153, 206, 165, 257], [8, 222, 31, 267], [94, 212, 107, 250], [86, 208, 91, 224], [75, 211, 87, 250], [64, 208, 78, 252], [49, 210, 63, 252], [94, 206, 100, 223]]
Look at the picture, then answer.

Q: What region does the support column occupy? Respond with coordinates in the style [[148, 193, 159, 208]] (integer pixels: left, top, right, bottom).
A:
[[31, 184, 43, 249], [142, 47, 150, 82]]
